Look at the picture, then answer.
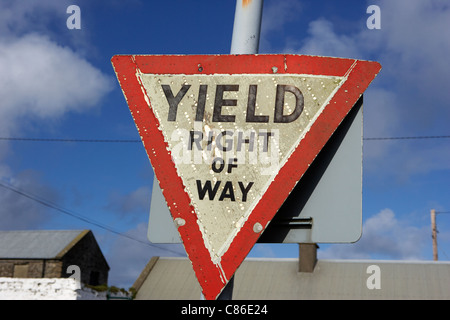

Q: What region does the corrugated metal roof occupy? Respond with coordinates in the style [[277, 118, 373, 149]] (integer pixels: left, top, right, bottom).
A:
[[134, 257, 450, 300], [0, 230, 87, 259]]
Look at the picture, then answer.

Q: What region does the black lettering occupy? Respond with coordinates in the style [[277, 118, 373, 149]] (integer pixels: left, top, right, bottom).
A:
[[162, 84, 191, 121], [195, 85, 208, 121], [213, 84, 238, 122], [219, 181, 235, 201], [189, 131, 203, 150], [274, 85, 304, 123], [196, 180, 221, 200], [237, 131, 255, 152], [238, 181, 253, 202], [206, 130, 214, 151], [197, 180, 253, 202], [216, 131, 233, 151], [259, 131, 274, 152], [211, 158, 225, 173], [227, 158, 238, 173], [246, 85, 269, 123]]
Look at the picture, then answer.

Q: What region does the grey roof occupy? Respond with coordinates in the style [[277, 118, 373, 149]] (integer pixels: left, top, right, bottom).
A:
[[0, 230, 88, 259], [133, 257, 450, 300]]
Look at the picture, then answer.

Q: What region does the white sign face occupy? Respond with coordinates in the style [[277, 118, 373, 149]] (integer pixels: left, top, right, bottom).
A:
[[139, 74, 344, 262], [148, 104, 363, 244]]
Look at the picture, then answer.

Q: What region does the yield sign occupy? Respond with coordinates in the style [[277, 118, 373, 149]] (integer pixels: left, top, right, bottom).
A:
[[111, 54, 381, 299]]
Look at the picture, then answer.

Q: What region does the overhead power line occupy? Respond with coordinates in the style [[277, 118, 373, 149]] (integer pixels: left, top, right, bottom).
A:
[[0, 137, 141, 143], [1, 135, 450, 143], [364, 135, 450, 141], [0, 180, 184, 257]]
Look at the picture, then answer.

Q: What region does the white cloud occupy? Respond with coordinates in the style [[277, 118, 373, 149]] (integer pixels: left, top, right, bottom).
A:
[[288, 0, 450, 181], [319, 209, 429, 260], [0, 0, 66, 36], [0, 0, 113, 135], [300, 18, 362, 58], [0, 34, 113, 133], [363, 0, 450, 127], [0, 0, 113, 229]]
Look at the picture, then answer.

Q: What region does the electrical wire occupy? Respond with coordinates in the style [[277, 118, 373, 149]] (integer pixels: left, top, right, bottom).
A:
[[0, 180, 184, 257], [363, 135, 450, 141], [0, 137, 140, 143], [0, 135, 450, 143]]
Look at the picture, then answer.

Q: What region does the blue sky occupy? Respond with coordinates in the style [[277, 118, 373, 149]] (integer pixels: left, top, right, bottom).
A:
[[0, 0, 449, 289]]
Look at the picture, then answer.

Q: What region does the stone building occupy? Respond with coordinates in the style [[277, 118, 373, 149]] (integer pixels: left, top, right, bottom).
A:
[[0, 230, 109, 286]]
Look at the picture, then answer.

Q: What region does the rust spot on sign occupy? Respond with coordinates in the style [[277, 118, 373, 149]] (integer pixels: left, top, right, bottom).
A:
[[242, 0, 252, 8]]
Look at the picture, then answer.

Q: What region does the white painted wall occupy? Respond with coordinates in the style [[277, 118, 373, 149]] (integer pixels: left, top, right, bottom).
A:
[[0, 277, 107, 300]]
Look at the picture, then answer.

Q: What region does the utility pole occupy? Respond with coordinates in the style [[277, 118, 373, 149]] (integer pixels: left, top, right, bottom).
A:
[[431, 209, 438, 261], [230, 0, 263, 55]]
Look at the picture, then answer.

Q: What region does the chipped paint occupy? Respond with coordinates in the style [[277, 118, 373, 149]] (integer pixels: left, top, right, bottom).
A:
[[111, 54, 381, 300], [140, 73, 344, 264], [242, 0, 252, 8], [136, 72, 151, 107], [216, 262, 228, 284]]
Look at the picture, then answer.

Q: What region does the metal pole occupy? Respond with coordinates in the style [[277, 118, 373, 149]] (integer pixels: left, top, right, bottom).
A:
[[215, 0, 264, 301], [431, 209, 438, 261], [230, 0, 264, 54]]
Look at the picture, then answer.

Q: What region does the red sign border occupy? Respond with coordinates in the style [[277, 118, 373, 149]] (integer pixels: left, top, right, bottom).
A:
[[111, 54, 381, 299]]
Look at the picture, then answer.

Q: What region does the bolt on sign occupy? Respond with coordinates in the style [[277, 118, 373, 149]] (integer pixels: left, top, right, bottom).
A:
[[111, 54, 381, 299]]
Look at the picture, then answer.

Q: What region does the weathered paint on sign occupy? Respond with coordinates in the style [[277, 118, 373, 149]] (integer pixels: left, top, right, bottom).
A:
[[111, 54, 381, 299], [140, 74, 343, 263]]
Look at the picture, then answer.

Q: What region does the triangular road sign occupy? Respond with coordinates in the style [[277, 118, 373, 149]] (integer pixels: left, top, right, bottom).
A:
[[111, 54, 381, 299]]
